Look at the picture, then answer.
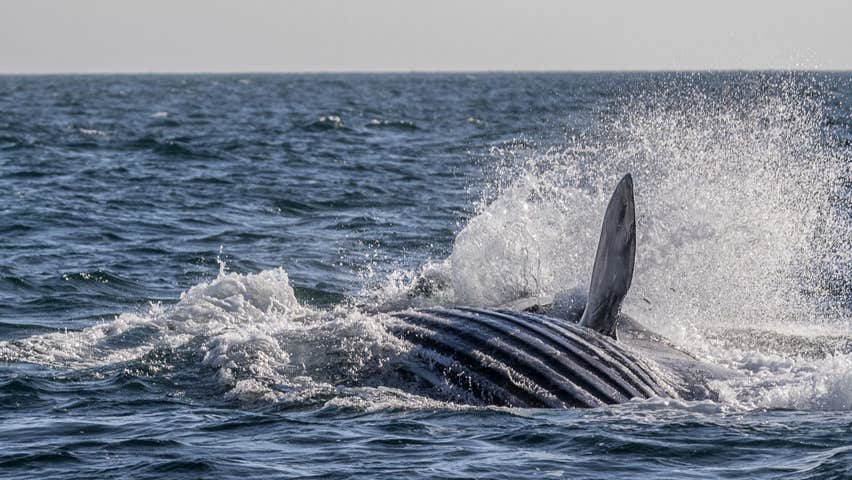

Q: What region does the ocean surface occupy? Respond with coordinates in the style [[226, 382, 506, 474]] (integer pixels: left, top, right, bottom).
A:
[[0, 72, 850, 479]]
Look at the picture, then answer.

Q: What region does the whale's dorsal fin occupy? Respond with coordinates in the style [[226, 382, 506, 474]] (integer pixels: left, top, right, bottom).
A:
[[579, 174, 636, 339]]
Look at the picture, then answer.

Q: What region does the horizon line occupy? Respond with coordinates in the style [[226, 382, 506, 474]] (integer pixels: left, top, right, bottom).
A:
[[1, 67, 851, 76]]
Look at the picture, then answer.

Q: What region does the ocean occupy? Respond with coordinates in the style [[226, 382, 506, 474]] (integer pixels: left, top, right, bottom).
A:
[[0, 72, 850, 479]]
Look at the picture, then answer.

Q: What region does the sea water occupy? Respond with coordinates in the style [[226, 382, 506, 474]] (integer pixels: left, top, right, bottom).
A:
[[0, 72, 850, 479]]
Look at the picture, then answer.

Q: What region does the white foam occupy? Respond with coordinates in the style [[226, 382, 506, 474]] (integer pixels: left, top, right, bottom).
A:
[[713, 350, 852, 411], [0, 267, 412, 406], [77, 128, 107, 136]]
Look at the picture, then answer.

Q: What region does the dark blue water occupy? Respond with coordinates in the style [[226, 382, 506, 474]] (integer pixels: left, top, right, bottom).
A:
[[1, 73, 850, 479]]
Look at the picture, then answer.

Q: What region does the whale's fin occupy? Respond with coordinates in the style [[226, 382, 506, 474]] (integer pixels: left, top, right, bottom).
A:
[[579, 174, 636, 339], [498, 295, 554, 313]]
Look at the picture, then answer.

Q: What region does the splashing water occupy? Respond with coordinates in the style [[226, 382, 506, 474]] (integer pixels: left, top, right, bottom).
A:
[[367, 74, 852, 410], [2, 74, 849, 413], [450, 76, 848, 328], [0, 268, 411, 406]]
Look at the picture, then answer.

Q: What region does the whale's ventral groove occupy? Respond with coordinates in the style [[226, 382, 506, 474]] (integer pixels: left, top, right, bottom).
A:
[[399, 310, 604, 407], [388, 319, 553, 407], [420, 308, 626, 404], [390, 307, 674, 408], [506, 310, 673, 398], [452, 307, 641, 400]]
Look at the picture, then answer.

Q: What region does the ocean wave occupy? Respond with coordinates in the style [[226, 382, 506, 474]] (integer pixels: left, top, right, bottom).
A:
[[60, 270, 139, 288], [76, 128, 107, 137], [0, 135, 23, 150], [305, 115, 345, 131], [127, 135, 210, 158], [365, 119, 419, 131], [0, 267, 413, 408]]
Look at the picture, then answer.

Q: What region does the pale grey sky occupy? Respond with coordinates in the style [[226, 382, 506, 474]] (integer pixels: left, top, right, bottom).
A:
[[1, 0, 850, 73]]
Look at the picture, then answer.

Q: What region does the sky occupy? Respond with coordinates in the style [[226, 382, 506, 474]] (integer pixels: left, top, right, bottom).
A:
[[1, 0, 851, 74]]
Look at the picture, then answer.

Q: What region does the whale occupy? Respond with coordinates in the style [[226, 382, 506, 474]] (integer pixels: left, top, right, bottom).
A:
[[383, 174, 726, 408]]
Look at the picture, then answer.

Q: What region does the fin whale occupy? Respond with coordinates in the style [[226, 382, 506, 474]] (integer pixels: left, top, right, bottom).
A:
[[386, 174, 720, 407]]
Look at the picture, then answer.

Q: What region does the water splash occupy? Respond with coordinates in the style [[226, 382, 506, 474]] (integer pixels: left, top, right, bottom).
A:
[[0, 267, 405, 405], [3, 74, 849, 412], [364, 73, 851, 410]]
